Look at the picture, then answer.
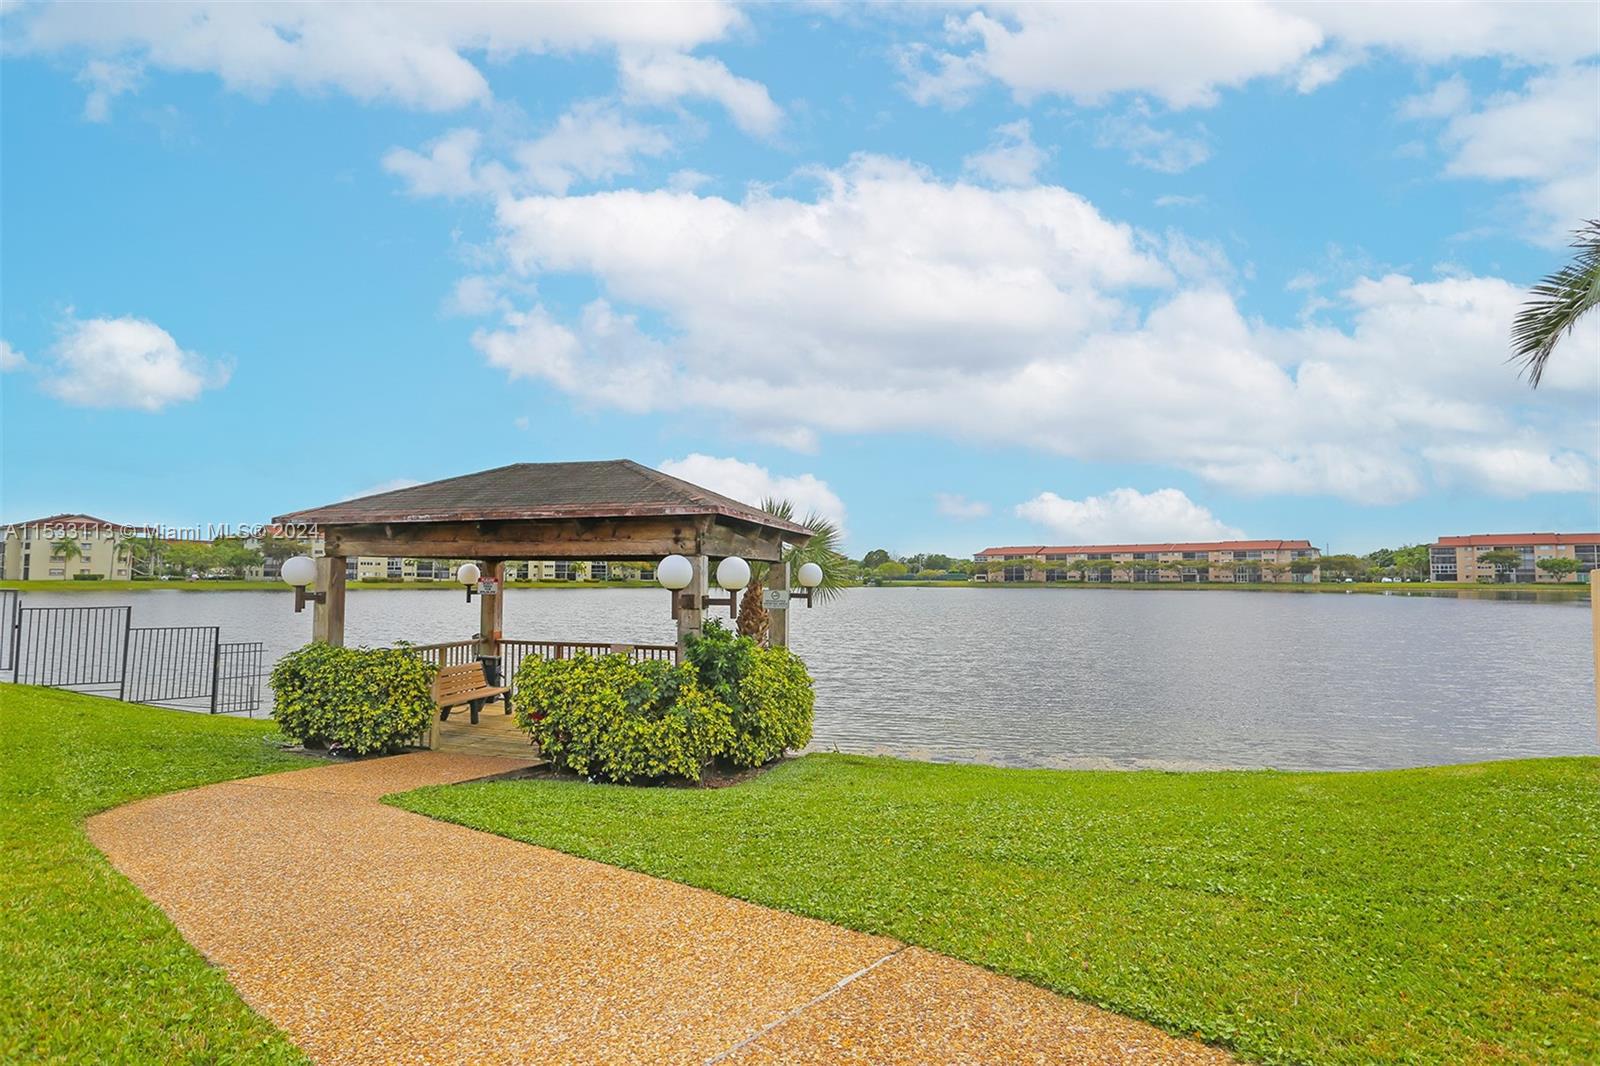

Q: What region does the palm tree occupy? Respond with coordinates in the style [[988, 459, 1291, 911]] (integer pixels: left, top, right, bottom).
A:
[[736, 498, 849, 643], [1512, 219, 1599, 387]]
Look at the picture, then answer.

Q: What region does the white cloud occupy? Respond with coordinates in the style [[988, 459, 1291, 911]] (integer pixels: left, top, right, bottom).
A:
[[935, 493, 990, 519], [668, 168, 713, 193], [445, 275, 510, 317], [1016, 487, 1245, 543], [76, 57, 141, 121], [42, 316, 229, 411], [904, 3, 1323, 109], [383, 128, 496, 198], [1154, 194, 1205, 208], [0, 340, 26, 371], [619, 51, 782, 137], [1398, 75, 1471, 121], [962, 119, 1048, 186], [1097, 107, 1211, 173], [464, 158, 1595, 504], [1423, 66, 1600, 244], [514, 101, 673, 194], [1423, 442, 1594, 497], [385, 104, 673, 199], [900, 2, 1598, 110], [658, 454, 847, 530], [9, 1, 746, 113]]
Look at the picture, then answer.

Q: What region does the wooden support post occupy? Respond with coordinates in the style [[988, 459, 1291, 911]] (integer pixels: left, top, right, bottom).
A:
[[478, 560, 504, 657], [675, 553, 708, 659], [768, 560, 790, 649], [312, 555, 346, 647]]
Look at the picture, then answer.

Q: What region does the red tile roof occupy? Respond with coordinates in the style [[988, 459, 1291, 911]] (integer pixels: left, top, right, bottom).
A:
[[1434, 532, 1600, 548], [4, 513, 150, 533], [976, 539, 1317, 557]]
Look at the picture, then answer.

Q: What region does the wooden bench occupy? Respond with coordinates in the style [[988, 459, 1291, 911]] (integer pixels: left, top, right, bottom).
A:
[[433, 662, 510, 725]]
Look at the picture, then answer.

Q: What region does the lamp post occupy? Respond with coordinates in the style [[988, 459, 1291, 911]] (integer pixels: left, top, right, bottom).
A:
[[280, 554, 323, 612]]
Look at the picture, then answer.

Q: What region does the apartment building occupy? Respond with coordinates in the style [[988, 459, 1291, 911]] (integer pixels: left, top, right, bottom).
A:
[[0, 514, 149, 581], [974, 540, 1322, 583], [1428, 533, 1599, 583], [338, 556, 650, 582]]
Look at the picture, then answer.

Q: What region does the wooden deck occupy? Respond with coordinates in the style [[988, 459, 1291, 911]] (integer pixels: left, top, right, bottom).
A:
[[432, 701, 545, 760]]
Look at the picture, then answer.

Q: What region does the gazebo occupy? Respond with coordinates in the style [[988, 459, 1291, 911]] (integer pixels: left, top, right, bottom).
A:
[[271, 460, 815, 660]]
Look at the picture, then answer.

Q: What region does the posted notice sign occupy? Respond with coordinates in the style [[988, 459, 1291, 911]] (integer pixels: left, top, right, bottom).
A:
[[762, 588, 789, 610]]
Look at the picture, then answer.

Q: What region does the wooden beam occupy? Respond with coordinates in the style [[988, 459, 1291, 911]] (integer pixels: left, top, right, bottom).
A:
[[323, 517, 786, 563], [768, 560, 790, 649], [479, 560, 504, 662], [675, 554, 708, 659], [312, 555, 346, 647]]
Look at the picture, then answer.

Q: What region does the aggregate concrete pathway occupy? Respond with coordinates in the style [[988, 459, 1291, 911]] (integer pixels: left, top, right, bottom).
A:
[[88, 752, 1234, 1065]]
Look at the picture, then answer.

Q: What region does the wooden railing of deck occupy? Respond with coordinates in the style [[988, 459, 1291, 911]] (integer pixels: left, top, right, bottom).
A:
[[400, 638, 679, 749]]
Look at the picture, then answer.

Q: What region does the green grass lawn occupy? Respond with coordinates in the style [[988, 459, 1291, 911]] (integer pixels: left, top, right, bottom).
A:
[[394, 753, 1600, 1065], [0, 685, 316, 1064]]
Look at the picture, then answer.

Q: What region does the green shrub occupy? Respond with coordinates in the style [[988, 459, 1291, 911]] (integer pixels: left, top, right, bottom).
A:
[[687, 621, 815, 768], [70, 573, 105, 581], [270, 642, 435, 755], [728, 645, 815, 767], [513, 654, 732, 783]]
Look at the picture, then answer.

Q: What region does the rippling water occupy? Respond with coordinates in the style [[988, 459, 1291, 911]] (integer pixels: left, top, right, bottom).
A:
[[18, 586, 1597, 771]]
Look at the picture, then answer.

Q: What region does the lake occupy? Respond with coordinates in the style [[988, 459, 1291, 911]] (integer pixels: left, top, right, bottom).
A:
[[12, 587, 1597, 772]]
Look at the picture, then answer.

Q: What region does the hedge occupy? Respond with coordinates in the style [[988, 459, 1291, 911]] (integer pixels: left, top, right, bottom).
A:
[[270, 642, 435, 755], [685, 622, 814, 768], [511, 622, 815, 783], [513, 655, 732, 783]]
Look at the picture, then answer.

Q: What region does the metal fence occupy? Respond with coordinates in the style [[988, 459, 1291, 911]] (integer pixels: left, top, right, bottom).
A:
[[13, 605, 131, 693], [5, 599, 263, 715], [0, 591, 18, 674]]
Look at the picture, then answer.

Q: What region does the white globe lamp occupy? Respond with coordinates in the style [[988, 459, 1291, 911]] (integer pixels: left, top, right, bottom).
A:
[[280, 554, 323, 614], [657, 554, 693, 591], [281, 555, 316, 588], [716, 555, 751, 591], [457, 561, 481, 602], [797, 562, 823, 588]]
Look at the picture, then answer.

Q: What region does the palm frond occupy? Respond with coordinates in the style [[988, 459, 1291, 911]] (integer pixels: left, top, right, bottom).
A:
[[757, 497, 850, 603], [1511, 219, 1600, 388]]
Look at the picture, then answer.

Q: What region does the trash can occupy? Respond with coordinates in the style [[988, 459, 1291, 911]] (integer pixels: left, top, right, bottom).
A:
[[478, 655, 503, 687]]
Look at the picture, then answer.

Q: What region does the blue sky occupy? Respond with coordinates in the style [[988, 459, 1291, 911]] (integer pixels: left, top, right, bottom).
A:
[[2, 2, 1596, 556]]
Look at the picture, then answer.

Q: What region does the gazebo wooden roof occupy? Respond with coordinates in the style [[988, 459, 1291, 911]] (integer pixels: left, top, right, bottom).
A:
[[273, 460, 811, 562], [271, 460, 812, 653]]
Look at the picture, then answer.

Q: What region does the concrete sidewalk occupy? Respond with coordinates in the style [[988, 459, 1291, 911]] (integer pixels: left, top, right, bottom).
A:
[[88, 752, 1232, 1065]]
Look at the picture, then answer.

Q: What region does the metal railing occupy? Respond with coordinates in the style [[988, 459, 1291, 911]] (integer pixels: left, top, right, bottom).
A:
[[122, 626, 220, 705], [0, 591, 18, 674], [13, 605, 131, 693], [4, 599, 263, 715]]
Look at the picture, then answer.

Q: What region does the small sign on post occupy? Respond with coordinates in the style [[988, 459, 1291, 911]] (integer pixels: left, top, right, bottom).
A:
[[762, 588, 789, 610], [478, 578, 499, 596]]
